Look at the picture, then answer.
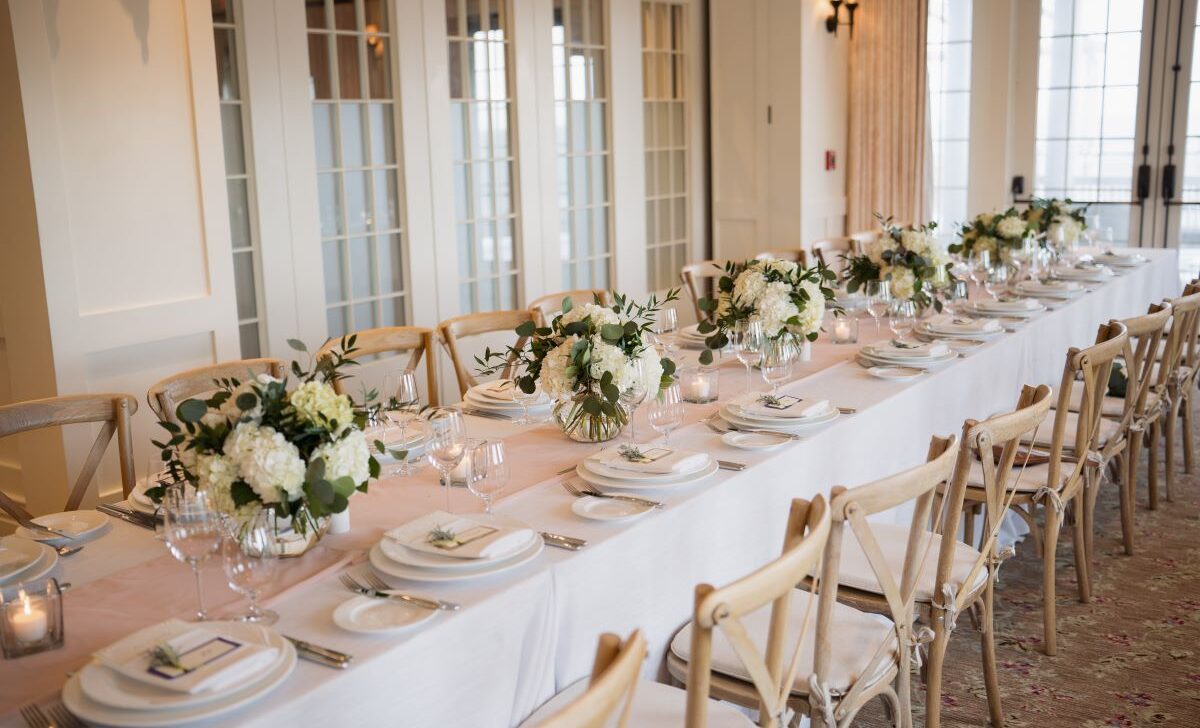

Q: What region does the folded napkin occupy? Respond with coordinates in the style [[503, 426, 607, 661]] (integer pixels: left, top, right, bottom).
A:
[[589, 444, 710, 473], [864, 340, 950, 359], [1097, 251, 1145, 266], [1052, 264, 1112, 279], [972, 298, 1041, 312], [731, 393, 833, 420], [1018, 279, 1080, 293], [387, 511, 534, 561], [95, 619, 278, 695], [924, 314, 1001, 334]]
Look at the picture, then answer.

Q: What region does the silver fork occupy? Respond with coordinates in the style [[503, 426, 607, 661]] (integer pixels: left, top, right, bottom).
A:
[[46, 703, 86, 728], [360, 572, 462, 609], [339, 572, 460, 611], [561, 480, 663, 509], [19, 703, 49, 728]]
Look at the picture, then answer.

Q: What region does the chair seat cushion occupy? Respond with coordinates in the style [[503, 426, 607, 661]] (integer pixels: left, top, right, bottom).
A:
[[1066, 380, 1131, 418], [669, 590, 896, 695], [519, 678, 754, 728], [836, 523, 988, 603], [1024, 408, 1122, 448], [967, 458, 1066, 493]]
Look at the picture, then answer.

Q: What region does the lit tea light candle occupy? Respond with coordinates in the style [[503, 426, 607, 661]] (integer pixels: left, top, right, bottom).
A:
[[11, 590, 47, 644], [830, 316, 858, 344], [679, 366, 719, 404]]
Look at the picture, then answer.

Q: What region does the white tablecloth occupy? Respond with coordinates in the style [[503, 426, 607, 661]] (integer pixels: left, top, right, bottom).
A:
[[0, 249, 1179, 727]]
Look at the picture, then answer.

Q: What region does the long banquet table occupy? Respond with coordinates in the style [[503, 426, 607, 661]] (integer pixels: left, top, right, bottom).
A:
[[0, 249, 1180, 727]]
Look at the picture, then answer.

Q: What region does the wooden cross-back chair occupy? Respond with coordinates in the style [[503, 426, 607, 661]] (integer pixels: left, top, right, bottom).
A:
[[0, 394, 138, 519], [1153, 286, 1200, 507], [532, 631, 647, 728], [317, 327, 440, 407], [528, 289, 612, 327], [810, 238, 859, 280], [437, 310, 534, 397], [847, 230, 879, 249], [147, 358, 285, 424], [754, 249, 809, 266], [680, 261, 727, 323]]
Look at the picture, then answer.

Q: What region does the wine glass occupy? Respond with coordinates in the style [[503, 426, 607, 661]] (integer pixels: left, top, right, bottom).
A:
[[509, 378, 541, 425], [647, 381, 684, 446], [383, 369, 420, 411], [221, 509, 279, 624], [619, 358, 647, 444], [467, 440, 509, 514], [162, 488, 223, 621], [945, 279, 969, 315], [731, 320, 765, 392], [888, 299, 917, 340], [381, 409, 430, 476], [1099, 226, 1115, 248], [760, 338, 797, 399], [864, 280, 891, 332], [984, 264, 1010, 299], [969, 249, 992, 295], [653, 307, 679, 358], [426, 409, 466, 512]]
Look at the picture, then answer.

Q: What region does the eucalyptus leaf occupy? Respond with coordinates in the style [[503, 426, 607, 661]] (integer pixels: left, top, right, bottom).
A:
[[177, 399, 207, 424], [601, 323, 624, 341], [287, 338, 308, 352]]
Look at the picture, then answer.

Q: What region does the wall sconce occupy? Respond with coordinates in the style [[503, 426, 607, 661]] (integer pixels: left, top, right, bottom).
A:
[[825, 0, 859, 38]]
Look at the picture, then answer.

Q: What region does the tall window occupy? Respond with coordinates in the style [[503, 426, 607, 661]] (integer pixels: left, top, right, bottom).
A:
[[447, 0, 520, 313], [553, 0, 612, 290], [1178, 17, 1200, 282], [307, 0, 407, 337], [1034, 0, 1143, 243], [926, 0, 972, 231], [642, 1, 689, 292], [213, 1, 265, 357]]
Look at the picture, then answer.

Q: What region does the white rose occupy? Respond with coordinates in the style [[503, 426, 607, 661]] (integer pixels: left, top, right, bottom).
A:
[[888, 267, 916, 300], [979, 212, 996, 226], [789, 280, 825, 337], [588, 339, 635, 390], [996, 215, 1027, 240], [731, 269, 768, 307], [224, 423, 307, 504], [559, 302, 620, 329], [753, 282, 800, 336], [289, 381, 355, 433], [311, 430, 371, 486], [536, 336, 580, 400], [637, 346, 665, 395]]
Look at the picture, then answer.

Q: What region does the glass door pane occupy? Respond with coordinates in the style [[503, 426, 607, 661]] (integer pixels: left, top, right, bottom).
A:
[[1033, 0, 1145, 244], [1178, 15, 1200, 282], [926, 0, 972, 232], [553, 0, 612, 290], [308, 0, 407, 337]]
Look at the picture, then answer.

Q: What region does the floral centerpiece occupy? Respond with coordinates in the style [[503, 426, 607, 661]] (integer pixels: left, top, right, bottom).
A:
[[1023, 197, 1089, 246], [151, 337, 379, 548], [950, 208, 1029, 259], [844, 215, 953, 312], [694, 258, 836, 365], [476, 292, 677, 442]]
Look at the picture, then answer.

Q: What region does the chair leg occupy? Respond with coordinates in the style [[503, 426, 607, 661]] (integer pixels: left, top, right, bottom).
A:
[[1072, 490, 1091, 603], [1166, 400, 1180, 502], [924, 618, 950, 728], [1083, 469, 1098, 564], [1148, 421, 1160, 510], [980, 581, 1003, 727], [1121, 435, 1139, 555], [1042, 506, 1060, 656], [1184, 394, 1195, 474]]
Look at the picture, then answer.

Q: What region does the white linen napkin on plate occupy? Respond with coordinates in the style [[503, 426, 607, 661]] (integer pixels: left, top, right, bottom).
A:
[[863, 340, 950, 359], [972, 298, 1041, 312], [731, 393, 833, 420], [471, 380, 548, 405], [588, 444, 710, 474], [1018, 279, 1080, 294], [924, 314, 1001, 334], [94, 619, 278, 695], [386, 511, 534, 560]]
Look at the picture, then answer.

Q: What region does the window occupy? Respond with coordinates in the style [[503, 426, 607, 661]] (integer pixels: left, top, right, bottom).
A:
[[1178, 17, 1200, 281], [926, 0, 972, 231], [642, 1, 689, 292], [447, 0, 520, 313], [212, 0, 265, 357], [552, 0, 612, 290], [307, 0, 407, 337], [1034, 0, 1143, 243]]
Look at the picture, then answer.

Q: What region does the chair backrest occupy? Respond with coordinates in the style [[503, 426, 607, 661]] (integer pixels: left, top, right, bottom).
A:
[[685, 497, 831, 728], [1160, 289, 1200, 391], [534, 630, 647, 728], [815, 437, 958, 721], [0, 394, 138, 518], [317, 327, 440, 406], [847, 230, 878, 247], [438, 310, 534, 397], [147, 358, 285, 424], [810, 237, 858, 279], [754, 249, 809, 266], [1117, 303, 1172, 431], [528, 290, 612, 327], [680, 261, 726, 323]]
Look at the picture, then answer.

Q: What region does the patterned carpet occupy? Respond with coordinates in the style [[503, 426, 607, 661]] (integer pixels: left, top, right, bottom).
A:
[[858, 426, 1200, 727]]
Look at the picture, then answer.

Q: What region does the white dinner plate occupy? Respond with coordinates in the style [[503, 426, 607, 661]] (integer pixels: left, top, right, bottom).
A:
[[468, 381, 551, 406], [580, 454, 711, 482], [1013, 282, 1084, 299], [719, 406, 841, 435], [65, 623, 295, 727], [0, 536, 57, 586], [915, 322, 1004, 340], [855, 350, 958, 370], [1052, 267, 1112, 282], [721, 431, 788, 451], [867, 365, 925, 381], [571, 495, 656, 522], [965, 302, 1045, 318], [724, 402, 840, 427], [332, 595, 437, 635], [16, 510, 110, 545], [1095, 253, 1146, 268], [463, 393, 552, 415], [379, 530, 539, 571], [575, 458, 720, 491], [369, 534, 544, 583]]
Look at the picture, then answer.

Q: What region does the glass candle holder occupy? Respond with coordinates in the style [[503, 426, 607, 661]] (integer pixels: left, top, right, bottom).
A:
[[679, 366, 720, 404], [830, 315, 859, 344], [1, 578, 63, 659]]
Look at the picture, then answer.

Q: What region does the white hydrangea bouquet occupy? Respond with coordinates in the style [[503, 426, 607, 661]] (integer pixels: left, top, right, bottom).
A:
[[844, 215, 953, 312], [1023, 197, 1088, 246], [950, 207, 1030, 259], [695, 257, 836, 365], [151, 336, 379, 541], [476, 292, 677, 442]]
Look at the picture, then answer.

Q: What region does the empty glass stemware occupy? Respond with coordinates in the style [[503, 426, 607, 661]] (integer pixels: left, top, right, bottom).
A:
[[984, 264, 1010, 299], [426, 409, 467, 512], [888, 299, 917, 340], [653, 307, 679, 358], [509, 378, 541, 425], [864, 280, 891, 332], [731, 320, 765, 392], [619, 358, 647, 444], [381, 410, 430, 476], [760, 338, 797, 399], [222, 509, 279, 624], [162, 488, 223, 622], [468, 440, 509, 514], [383, 369, 420, 410], [969, 249, 992, 295], [647, 381, 684, 446]]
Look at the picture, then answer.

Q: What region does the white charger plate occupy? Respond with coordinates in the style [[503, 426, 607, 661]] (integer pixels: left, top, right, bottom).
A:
[[369, 535, 544, 583], [380, 530, 539, 571], [1052, 267, 1113, 282], [332, 595, 437, 634], [721, 431, 788, 451], [580, 454, 711, 482], [965, 302, 1045, 318], [867, 365, 925, 381], [1095, 253, 1146, 268], [1013, 282, 1084, 299], [916, 322, 1004, 340], [65, 624, 296, 727], [719, 407, 841, 434], [571, 496, 655, 522], [0, 536, 57, 586], [724, 402, 840, 426], [16, 510, 110, 545], [576, 458, 719, 491], [855, 350, 958, 370]]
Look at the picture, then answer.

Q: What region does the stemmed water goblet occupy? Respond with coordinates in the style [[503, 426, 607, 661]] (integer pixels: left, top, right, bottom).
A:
[[509, 377, 542, 425], [969, 249, 992, 297], [653, 307, 680, 359], [467, 440, 509, 514], [984, 264, 1010, 299], [760, 338, 797, 399], [426, 409, 467, 512], [163, 488, 223, 622], [888, 299, 917, 340], [221, 509, 279, 625], [731, 320, 765, 392], [619, 358, 647, 444], [647, 381, 684, 446], [864, 280, 891, 332]]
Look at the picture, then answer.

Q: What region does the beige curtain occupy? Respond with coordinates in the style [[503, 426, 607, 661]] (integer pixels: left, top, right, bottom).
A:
[[846, 0, 930, 233]]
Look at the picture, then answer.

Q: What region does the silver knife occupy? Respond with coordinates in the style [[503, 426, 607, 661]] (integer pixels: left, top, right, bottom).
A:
[[458, 407, 513, 421], [717, 460, 746, 471], [96, 504, 157, 531], [285, 636, 353, 668], [14, 514, 77, 541], [540, 531, 588, 550]]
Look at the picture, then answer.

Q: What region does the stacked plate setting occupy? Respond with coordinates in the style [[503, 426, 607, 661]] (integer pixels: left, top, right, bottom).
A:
[[463, 380, 552, 418], [1012, 279, 1084, 299], [0, 535, 58, 587], [1094, 251, 1147, 269], [915, 314, 1004, 341], [575, 446, 719, 490], [678, 323, 710, 349], [62, 621, 297, 727], [964, 298, 1045, 318], [856, 340, 958, 370], [1051, 262, 1114, 283], [717, 393, 841, 435], [369, 512, 543, 584]]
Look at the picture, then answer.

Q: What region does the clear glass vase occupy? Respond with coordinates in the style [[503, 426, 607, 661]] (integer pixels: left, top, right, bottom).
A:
[[551, 397, 627, 443]]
